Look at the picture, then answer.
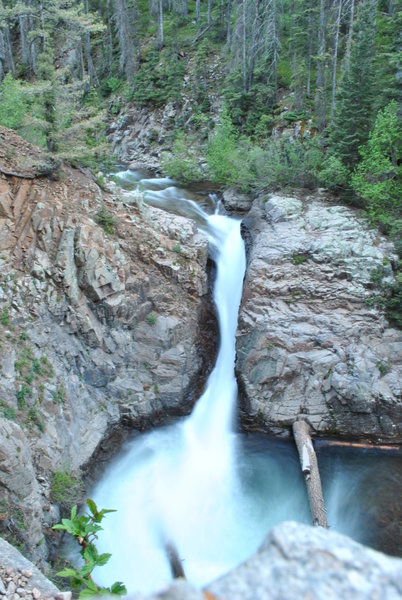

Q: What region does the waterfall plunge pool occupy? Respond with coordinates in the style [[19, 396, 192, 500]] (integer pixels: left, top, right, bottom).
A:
[[87, 170, 402, 595]]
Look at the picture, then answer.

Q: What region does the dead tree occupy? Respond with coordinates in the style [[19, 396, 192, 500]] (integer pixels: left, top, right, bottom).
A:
[[292, 418, 328, 528]]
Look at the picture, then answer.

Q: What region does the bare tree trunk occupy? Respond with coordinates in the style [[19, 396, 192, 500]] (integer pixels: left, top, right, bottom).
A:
[[306, 4, 314, 98], [226, 0, 232, 44], [165, 542, 185, 579], [83, 0, 99, 86], [292, 419, 328, 528], [181, 0, 188, 15], [331, 0, 342, 122], [247, 0, 261, 90], [115, 0, 139, 82], [106, 0, 113, 77], [388, 0, 393, 15], [315, 0, 327, 129], [208, 0, 213, 25], [271, 0, 278, 99], [157, 0, 164, 49], [345, 0, 354, 69], [196, 0, 201, 21], [4, 27, 16, 76], [242, 0, 247, 92]]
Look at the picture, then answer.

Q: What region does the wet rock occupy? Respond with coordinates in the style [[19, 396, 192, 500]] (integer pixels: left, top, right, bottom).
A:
[[206, 522, 402, 600], [222, 188, 252, 213], [238, 192, 402, 441]]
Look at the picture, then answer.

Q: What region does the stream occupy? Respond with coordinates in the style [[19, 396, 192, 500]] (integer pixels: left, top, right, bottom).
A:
[[89, 170, 402, 595]]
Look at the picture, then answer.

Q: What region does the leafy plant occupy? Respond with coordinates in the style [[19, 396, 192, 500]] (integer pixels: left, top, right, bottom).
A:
[[146, 313, 156, 326], [95, 205, 118, 235], [53, 499, 126, 599], [50, 470, 83, 512]]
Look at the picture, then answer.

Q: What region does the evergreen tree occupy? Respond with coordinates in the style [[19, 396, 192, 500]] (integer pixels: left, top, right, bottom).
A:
[[351, 100, 401, 229], [329, 0, 378, 165]]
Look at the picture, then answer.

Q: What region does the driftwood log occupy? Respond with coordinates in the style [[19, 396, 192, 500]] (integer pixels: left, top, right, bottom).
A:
[[292, 418, 328, 528], [165, 542, 186, 579]]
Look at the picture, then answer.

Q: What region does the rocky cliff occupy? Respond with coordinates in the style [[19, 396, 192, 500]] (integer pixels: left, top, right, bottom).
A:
[[0, 127, 217, 562], [236, 192, 401, 442]]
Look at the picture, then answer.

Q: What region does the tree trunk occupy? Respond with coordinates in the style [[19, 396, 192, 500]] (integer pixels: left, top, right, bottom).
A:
[[306, 4, 314, 98], [292, 419, 328, 529], [83, 0, 99, 86], [157, 0, 164, 49], [208, 0, 213, 26], [165, 542, 185, 579], [315, 0, 327, 129], [196, 0, 201, 21], [242, 0, 247, 92], [226, 0, 232, 44], [345, 0, 355, 70], [331, 0, 342, 122], [247, 0, 261, 91]]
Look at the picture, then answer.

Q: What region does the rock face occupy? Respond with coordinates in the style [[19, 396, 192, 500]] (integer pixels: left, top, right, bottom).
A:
[[0, 537, 60, 599], [206, 522, 402, 600], [127, 522, 402, 600], [237, 193, 402, 441], [0, 127, 216, 561]]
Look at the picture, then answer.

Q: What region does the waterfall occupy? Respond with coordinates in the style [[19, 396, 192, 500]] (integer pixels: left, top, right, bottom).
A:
[[91, 180, 249, 593], [87, 172, 401, 593]]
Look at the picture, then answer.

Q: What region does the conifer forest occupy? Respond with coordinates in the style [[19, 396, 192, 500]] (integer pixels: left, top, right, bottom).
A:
[[2, 0, 399, 318]]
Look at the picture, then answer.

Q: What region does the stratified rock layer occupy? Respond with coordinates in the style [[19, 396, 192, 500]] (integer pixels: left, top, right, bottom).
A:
[[0, 127, 216, 561], [237, 193, 401, 441]]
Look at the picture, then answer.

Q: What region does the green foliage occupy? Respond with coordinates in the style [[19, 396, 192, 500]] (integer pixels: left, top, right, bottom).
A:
[[351, 101, 401, 232], [376, 359, 390, 377], [206, 107, 239, 184], [368, 265, 402, 329], [292, 254, 308, 266], [95, 205, 118, 235], [53, 500, 126, 599], [0, 399, 16, 420], [146, 313, 156, 326], [0, 306, 10, 325], [50, 470, 83, 512], [162, 132, 203, 182], [0, 74, 27, 130], [318, 153, 350, 191], [132, 48, 185, 107], [329, 0, 378, 165]]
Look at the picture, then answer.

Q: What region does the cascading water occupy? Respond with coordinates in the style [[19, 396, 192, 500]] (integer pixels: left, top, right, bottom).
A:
[[91, 178, 256, 593], [89, 171, 402, 594]]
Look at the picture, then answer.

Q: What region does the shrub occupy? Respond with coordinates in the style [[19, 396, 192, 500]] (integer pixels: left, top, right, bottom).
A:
[[162, 132, 203, 183], [0, 74, 27, 130], [95, 205, 118, 235], [53, 499, 126, 599], [50, 470, 83, 512]]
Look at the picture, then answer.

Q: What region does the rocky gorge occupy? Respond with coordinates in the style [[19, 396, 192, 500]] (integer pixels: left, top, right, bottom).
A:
[[0, 123, 401, 596]]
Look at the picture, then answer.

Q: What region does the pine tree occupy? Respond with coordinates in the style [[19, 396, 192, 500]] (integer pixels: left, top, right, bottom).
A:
[[351, 100, 401, 229], [329, 0, 378, 165]]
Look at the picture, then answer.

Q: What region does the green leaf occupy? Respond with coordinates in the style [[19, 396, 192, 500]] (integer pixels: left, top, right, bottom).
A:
[[86, 498, 98, 516], [110, 582, 127, 595], [78, 589, 98, 599], [56, 568, 78, 578], [96, 553, 111, 567], [71, 505, 77, 520]]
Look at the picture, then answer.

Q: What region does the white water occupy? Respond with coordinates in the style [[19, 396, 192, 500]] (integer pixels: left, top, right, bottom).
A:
[[89, 172, 401, 592], [91, 175, 257, 593]]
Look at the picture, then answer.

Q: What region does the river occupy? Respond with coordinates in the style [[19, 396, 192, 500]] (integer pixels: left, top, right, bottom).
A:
[[89, 170, 401, 595]]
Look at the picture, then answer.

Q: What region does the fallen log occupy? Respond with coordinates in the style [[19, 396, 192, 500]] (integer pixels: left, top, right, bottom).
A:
[[292, 418, 328, 528], [314, 439, 400, 453], [165, 541, 186, 579]]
